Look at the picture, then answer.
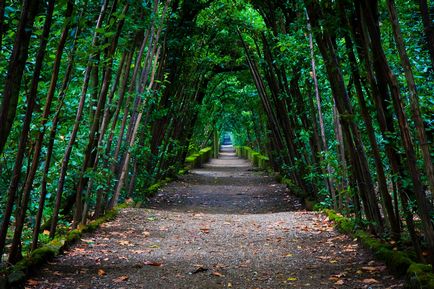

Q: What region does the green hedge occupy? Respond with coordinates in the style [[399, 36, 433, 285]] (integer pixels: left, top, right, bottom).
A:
[[235, 146, 270, 170], [324, 209, 434, 289], [185, 147, 212, 169]]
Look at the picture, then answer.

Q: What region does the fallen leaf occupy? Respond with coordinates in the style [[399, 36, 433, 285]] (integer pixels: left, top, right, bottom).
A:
[[212, 271, 224, 277], [190, 266, 208, 274], [144, 261, 163, 267], [97, 269, 106, 276], [335, 280, 344, 285], [285, 253, 293, 257], [329, 260, 338, 264], [361, 266, 385, 272], [113, 275, 129, 283], [362, 278, 379, 284], [287, 277, 297, 281]]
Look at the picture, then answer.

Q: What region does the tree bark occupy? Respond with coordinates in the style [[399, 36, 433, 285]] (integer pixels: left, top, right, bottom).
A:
[[387, 0, 434, 199], [0, 0, 40, 155], [417, 0, 434, 70], [6, 0, 55, 264], [50, 0, 109, 237], [0, 0, 5, 48]]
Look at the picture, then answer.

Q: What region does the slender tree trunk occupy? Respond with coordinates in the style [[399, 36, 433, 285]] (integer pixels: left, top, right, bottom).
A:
[[305, 0, 383, 233], [0, 0, 40, 155], [417, 0, 434, 70], [306, 13, 336, 206], [0, 0, 52, 264], [31, 99, 64, 250], [338, 3, 400, 238], [50, 0, 109, 238], [6, 0, 56, 263], [81, 50, 128, 223], [109, 43, 161, 209], [74, 3, 129, 227], [387, 0, 434, 197], [0, 0, 5, 48], [361, 0, 434, 260], [19, 0, 74, 251]]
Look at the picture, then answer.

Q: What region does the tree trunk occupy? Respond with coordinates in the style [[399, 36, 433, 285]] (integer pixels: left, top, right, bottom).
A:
[[50, 0, 109, 238], [0, 0, 41, 154], [387, 0, 434, 199], [0, 0, 52, 264], [305, 0, 383, 234], [0, 0, 5, 48], [417, 0, 434, 70], [6, 0, 56, 263], [307, 12, 336, 206], [73, 3, 128, 227], [361, 0, 434, 261]]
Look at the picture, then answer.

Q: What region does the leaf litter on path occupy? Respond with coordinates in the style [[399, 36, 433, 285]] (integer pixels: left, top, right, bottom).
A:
[[24, 153, 404, 289]]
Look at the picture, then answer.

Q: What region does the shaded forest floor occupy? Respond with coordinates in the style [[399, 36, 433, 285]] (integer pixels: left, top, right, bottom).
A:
[[27, 149, 404, 288]]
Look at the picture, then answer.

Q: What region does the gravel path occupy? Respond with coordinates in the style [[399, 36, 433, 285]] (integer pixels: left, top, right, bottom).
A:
[[27, 148, 404, 289]]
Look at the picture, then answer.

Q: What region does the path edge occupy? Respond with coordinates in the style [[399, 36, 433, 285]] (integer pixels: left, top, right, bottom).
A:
[[325, 209, 434, 289], [0, 203, 131, 289]]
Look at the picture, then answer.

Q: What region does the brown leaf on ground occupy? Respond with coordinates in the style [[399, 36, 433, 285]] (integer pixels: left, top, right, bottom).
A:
[[362, 278, 379, 284], [190, 266, 209, 274], [113, 275, 129, 283], [144, 261, 163, 266], [97, 269, 106, 276], [119, 240, 134, 246], [362, 266, 386, 272]]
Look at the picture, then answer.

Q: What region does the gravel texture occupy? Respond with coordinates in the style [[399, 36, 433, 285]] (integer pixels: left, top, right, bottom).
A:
[[26, 148, 404, 289]]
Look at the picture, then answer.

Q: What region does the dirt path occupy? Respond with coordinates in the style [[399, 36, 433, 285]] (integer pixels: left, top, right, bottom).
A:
[[28, 148, 403, 289]]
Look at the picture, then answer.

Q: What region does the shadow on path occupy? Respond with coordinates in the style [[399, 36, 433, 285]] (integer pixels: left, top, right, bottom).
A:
[[148, 146, 303, 214]]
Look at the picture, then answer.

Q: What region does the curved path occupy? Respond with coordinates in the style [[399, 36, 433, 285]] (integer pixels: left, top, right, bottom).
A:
[[28, 148, 403, 288]]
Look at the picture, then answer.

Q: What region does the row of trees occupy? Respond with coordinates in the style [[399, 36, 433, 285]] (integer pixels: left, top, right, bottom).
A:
[[237, 0, 433, 265], [190, 0, 434, 266], [0, 0, 216, 265]]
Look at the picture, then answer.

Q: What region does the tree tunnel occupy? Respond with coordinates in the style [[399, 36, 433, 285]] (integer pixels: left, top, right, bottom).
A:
[[0, 0, 434, 271]]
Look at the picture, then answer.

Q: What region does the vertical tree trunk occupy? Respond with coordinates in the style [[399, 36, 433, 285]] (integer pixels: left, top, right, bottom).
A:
[[109, 45, 162, 209], [338, 3, 400, 238], [306, 13, 336, 207], [73, 3, 129, 227], [0, 0, 40, 154], [304, 0, 383, 234], [50, 0, 110, 238], [361, 0, 434, 260], [387, 0, 434, 198], [6, 0, 56, 264], [31, 102, 63, 250], [0, 0, 5, 48], [19, 0, 74, 251], [417, 0, 434, 70]]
